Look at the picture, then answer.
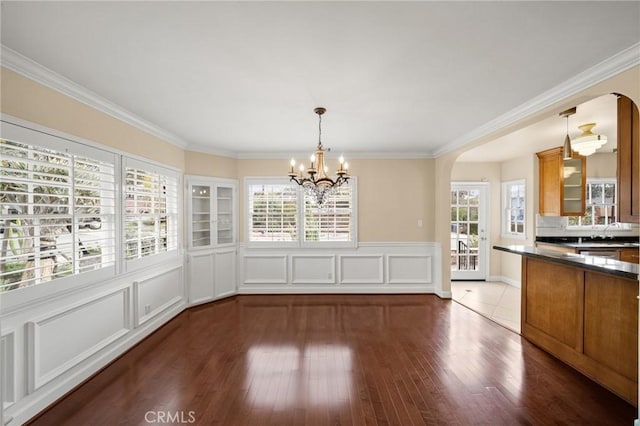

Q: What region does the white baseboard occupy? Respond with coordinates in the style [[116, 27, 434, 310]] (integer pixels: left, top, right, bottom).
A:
[[435, 290, 452, 299], [487, 275, 521, 288]]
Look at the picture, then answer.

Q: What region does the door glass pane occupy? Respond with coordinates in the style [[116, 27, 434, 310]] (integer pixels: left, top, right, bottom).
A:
[[450, 187, 481, 273]]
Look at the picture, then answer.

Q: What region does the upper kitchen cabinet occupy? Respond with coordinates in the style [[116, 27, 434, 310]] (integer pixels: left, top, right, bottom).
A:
[[186, 176, 237, 249], [537, 147, 586, 216], [617, 95, 640, 224]]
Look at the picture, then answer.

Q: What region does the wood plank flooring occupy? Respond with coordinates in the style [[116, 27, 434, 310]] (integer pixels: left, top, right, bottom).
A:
[[29, 294, 636, 425]]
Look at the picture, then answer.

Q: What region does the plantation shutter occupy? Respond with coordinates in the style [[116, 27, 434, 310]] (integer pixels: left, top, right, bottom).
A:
[[124, 159, 179, 262], [304, 185, 353, 242], [0, 138, 116, 291], [248, 183, 297, 242]]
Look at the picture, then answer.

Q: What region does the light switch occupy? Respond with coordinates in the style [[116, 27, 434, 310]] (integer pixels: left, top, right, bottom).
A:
[[417, 219, 423, 228]]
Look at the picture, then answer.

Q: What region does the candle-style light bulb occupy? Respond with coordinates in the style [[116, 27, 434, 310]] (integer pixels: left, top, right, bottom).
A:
[[324, 166, 328, 173], [290, 158, 296, 167], [339, 155, 344, 164], [310, 154, 316, 162], [299, 164, 304, 172], [344, 162, 349, 170]]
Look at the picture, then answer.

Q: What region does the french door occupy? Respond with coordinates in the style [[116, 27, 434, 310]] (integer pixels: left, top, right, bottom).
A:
[[450, 183, 488, 280]]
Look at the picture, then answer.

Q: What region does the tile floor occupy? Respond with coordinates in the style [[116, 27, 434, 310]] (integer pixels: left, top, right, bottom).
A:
[[451, 281, 521, 333]]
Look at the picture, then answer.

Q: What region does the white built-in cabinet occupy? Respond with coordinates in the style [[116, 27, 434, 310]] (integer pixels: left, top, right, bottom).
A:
[[185, 176, 237, 305]]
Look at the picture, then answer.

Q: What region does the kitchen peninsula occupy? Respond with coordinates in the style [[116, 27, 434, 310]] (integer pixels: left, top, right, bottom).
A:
[[495, 244, 638, 405]]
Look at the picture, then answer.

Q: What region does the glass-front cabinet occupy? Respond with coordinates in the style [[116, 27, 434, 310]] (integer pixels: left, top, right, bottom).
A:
[[191, 185, 212, 247], [186, 177, 237, 249], [185, 176, 238, 306]]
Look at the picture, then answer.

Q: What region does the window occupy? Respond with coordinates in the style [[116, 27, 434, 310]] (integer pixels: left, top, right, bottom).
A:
[[247, 181, 297, 242], [0, 137, 116, 292], [502, 180, 526, 238], [246, 178, 356, 246], [568, 179, 616, 227], [304, 186, 353, 242], [124, 159, 179, 263]]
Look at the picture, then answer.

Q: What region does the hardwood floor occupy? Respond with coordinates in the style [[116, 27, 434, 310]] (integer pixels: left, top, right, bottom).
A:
[[29, 294, 636, 425]]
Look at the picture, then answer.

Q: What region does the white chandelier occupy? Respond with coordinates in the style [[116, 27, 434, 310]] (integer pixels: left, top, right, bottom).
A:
[[287, 107, 350, 205]]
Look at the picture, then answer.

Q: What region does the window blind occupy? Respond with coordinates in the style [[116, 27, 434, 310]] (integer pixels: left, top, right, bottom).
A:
[[304, 185, 353, 242], [124, 165, 179, 261], [0, 139, 116, 291], [248, 183, 298, 242]]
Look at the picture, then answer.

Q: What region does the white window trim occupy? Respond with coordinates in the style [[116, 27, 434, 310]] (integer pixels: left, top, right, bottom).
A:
[[244, 176, 358, 249], [501, 179, 526, 240], [566, 177, 622, 229]]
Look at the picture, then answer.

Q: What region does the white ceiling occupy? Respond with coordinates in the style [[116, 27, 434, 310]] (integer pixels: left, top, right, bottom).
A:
[[457, 93, 619, 162], [1, 2, 639, 158]]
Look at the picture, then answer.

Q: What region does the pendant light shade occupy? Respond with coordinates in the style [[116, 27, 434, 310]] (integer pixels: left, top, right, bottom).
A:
[[559, 107, 576, 160], [571, 122, 607, 156]]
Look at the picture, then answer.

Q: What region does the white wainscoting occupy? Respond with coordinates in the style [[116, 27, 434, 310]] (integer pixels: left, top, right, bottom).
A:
[[1, 330, 16, 410], [291, 255, 336, 284], [27, 287, 131, 392], [238, 242, 441, 294], [133, 265, 184, 327], [387, 255, 432, 284], [2, 260, 185, 426], [339, 255, 384, 284], [243, 255, 288, 284]]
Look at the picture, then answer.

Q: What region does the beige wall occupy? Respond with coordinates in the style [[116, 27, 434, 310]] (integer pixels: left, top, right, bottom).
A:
[[1, 68, 185, 170], [586, 152, 617, 178], [500, 154, 536, 284], [354, 159, 435, 242], [236, 158, 435, 243], [185, 150, 237, 179]]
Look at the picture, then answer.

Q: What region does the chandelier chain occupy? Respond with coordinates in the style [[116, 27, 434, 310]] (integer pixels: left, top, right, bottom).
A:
[[318, 113, 322, 148]]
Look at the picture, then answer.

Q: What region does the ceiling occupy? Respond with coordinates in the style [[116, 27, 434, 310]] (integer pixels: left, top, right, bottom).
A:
[[457, 93, 618, 162], [1, 2, 639, 158]]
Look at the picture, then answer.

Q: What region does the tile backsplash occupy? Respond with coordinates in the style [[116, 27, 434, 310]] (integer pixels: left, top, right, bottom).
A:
[[535, 214, 640, 237]]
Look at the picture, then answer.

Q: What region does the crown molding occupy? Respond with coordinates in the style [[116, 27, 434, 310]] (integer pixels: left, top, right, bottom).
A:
[[184, 143, 240, 159], [235, 150, 434, 160], [184, 146, 434, 160], [1, 45, 189, 149], [432, 41, 640, 158]]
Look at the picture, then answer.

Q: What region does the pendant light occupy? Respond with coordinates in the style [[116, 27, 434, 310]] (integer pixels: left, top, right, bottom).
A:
[[559, 107, 576, 160], [571, 122, 607, 156]]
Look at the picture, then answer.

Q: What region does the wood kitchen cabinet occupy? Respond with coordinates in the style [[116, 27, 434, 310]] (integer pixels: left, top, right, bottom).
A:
[[537, 147, 586, 216], [619, 247, 640, 264], [617, 95, 640, 223], [520, 256, 638, 405]]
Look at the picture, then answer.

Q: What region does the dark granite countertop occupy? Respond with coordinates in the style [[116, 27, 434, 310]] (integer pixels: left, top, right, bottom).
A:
[[535, 236, 639, 250], [494, 245, 639, 280]]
